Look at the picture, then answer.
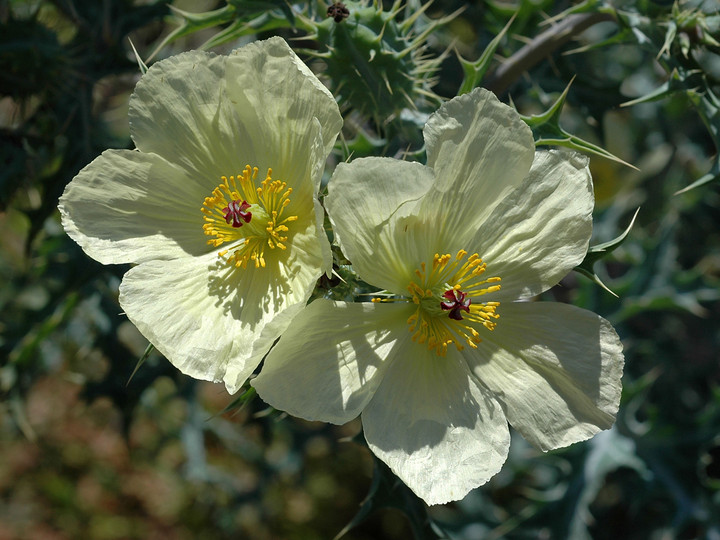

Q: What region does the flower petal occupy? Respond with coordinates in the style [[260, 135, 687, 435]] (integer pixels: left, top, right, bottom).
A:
[[129, 38, 341, 205], [325, 157, 435, 292], [476, 150, 594, 300], [119, 246, 320, 394], [253, 300, 412, 424], [419, 88, 535, 250], [129, 50, 241, 183], [59, 149, 209, 265], [224, 37, 342, 197], [363, 348, 510, 505], [468, 301, 624, 452]]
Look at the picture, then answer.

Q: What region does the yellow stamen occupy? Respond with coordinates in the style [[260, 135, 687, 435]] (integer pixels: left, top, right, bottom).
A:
[[201, 165, 298, 269], [405, 249, 502, 356]]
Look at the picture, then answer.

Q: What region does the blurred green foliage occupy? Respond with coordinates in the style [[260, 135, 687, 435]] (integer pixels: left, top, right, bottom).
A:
[[1, 0, 719, 538]]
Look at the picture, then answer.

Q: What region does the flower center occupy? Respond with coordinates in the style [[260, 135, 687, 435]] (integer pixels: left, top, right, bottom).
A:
[[373, 250, 501, 357], [201, 165, 298, 268]]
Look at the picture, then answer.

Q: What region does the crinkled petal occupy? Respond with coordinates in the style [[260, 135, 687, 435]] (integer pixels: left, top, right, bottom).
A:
[[363, 348, 510, 505], [224, 37, 342, 200], [275, 208, 330, 302], [475, 150, 594, 300], [253, 300, 412, 424], [119, 239, 321, 394], [224, 210, 330, 392], [59, 149, 209, 265], [129, 50, 241, 183], [129, 38, 341, 207], [325, 158, 435, 292], [467, 301, 624, 452], [419, 88, 535, 250]]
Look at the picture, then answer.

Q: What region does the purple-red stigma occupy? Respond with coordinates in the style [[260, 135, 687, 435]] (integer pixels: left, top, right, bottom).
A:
[[223, 200, 252, 228], [441, 288, 471, 321]]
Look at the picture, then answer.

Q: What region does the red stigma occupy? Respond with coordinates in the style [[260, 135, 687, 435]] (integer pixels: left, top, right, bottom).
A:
[[223, 200, 252, 228], [441, 289, 471, 321]]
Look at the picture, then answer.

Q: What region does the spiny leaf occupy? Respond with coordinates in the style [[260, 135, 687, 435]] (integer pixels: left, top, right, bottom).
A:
[[146, 5, 237, 61], [621, 71, 719, 193], [574, 266, 617, 297], [540, 0, 605, 25], [521, 80, 637, 169], [334, 450, 448, 540], [457, 13, 516, 95], [199, 11, 294, 51], [619, 68, 691, 108], [211, 386, 257, 418], [575, 207, 640, 296], [675, 80, 720, 193], [227, 0, 295, 24], [563, 28, 635, 56], [521, 76, 573, 127], [675, 158, 720, 194], [657, 20, 677, 59], [145, 3, 294, 61], [127, 343, 154, 386], [535, 135, 637, 170], [128, 38, 148, 74]]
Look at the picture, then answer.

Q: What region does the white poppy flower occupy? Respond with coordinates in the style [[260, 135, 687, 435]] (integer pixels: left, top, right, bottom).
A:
[[59, 37, 342, 393], [252, 88, 624, 505]]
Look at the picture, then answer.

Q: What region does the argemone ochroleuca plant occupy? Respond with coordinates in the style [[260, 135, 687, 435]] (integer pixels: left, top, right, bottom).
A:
[[253, 88, 624, 505], [59, 37, 342, 393]]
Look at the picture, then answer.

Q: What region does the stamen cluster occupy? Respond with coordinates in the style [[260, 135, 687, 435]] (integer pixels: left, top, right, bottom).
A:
[[407, 250, 501, 356], [201, 165, 298, 268]]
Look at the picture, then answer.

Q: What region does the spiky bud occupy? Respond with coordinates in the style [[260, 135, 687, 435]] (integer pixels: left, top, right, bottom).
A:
[[306, 1, 451, 123]]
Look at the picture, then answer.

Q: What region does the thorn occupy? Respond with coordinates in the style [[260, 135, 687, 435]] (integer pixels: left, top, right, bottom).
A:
[[127, 37, 148, 74]]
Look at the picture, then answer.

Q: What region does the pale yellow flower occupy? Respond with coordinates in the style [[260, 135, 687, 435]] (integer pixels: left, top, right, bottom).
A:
[[253, 88, 624, 504], [59, 37, 342, 393]]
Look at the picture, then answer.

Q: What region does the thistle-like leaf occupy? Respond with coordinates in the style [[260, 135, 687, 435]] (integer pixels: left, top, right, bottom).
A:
[[619, 68, 694, 108], [522, 80, 637, 169], [457, 14, 515, 95], [127, 343, 154, 386], [212, 386, 257, 418], [675, 85, 720, 193], [575, 208, 640, 296], [128, 38, 148, 74], [334, 449, 448, 540], [146, 5, 237, 61], [145, 2, 295, 61]]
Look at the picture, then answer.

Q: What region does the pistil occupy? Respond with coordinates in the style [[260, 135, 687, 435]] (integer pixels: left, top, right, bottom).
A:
[[201, 165, 298, 268], [405, 250, 502, 356]]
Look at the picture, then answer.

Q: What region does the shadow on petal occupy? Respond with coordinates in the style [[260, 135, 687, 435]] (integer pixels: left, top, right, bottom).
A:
[[469, 301, 623, 450], [364, 349, 502, 451], [362, 349, 511, 504], [254, 301, 410, 425], [206, 255, 296, 328]]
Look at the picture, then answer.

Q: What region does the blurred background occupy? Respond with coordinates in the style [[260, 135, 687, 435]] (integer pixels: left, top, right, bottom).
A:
[[1, 0, 719, 538]]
